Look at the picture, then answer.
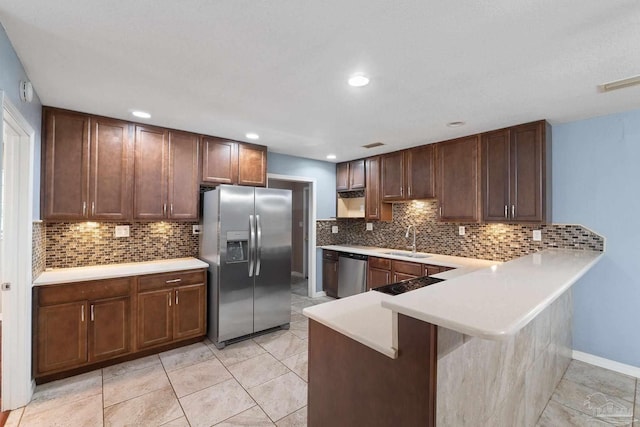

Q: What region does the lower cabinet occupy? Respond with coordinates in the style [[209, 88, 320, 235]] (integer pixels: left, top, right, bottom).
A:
[[33, 268, 206, 381], [367, 257, 454, 289], [137, 270, 207, 350], [322, 250, 339, 298]]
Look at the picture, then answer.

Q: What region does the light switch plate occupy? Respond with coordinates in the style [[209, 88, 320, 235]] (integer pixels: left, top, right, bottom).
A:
[[331, 225, 339, 234], [114, 225, 130, 238], [192, 225, 201, 235], [366, 223, 373, 231], [532, 230, 542, 241], [458, 226, 465, 236]]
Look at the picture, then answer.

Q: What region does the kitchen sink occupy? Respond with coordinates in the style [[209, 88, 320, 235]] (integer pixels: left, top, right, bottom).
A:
[[383, 251, 431, 259]]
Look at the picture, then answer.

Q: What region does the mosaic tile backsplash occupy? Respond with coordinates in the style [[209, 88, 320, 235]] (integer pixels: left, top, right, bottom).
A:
[[32, 221, 46, 277], [317, 200, 604, 262], [45, 222, 199, 269]]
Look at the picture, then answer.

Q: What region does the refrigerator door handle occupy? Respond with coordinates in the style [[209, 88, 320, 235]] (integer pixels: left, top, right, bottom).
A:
[[248, 214, 255, 277], [255, 214, 262, 276]]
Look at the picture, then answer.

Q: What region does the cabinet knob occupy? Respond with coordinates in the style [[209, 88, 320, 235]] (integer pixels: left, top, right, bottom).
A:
[[408, 186, 412, 196], [504, 205, 508, 219], [168, 293, 172, 307], [90, 304, 95, 321], [400, 187, 403, 196], [91, 202, 95, 216], [512, 205, 516, 218], [82, 202, 87, 217], [163, 203, 167, 216], [81, 305, 85, 322], [175, 290, 179, 305]]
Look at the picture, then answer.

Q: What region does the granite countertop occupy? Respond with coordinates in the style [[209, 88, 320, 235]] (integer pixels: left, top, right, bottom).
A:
[[304, 248, 603, 359], [33, 257, 209, 286]]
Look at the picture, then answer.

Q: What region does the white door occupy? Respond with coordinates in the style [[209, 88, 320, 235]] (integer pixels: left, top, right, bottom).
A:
[[1, 97, 35, 410]]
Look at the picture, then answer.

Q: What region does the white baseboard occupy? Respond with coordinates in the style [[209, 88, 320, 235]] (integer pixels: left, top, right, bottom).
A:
[[291, 271, 304, 278], [572, 350, 640, 378], [312, 290, 326, 298]]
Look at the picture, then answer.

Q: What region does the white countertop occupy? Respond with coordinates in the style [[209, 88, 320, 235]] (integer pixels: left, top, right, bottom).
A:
[[319, 245, 498, 279], [382, 249, 603, 340], [305, 247, 603, 358], [33, 257, 209, 286]]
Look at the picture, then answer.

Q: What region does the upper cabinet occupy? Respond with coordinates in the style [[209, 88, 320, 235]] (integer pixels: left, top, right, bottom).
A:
[[381, 146, 435, 202], [134, 126, 199, 220], [42, 108, 133, 221], [201, 138, 266, 187], [435, 135, 481, 222], [364, 156, 392, 221], [482, 121, 549, 223], [336, 159, 365, 191]]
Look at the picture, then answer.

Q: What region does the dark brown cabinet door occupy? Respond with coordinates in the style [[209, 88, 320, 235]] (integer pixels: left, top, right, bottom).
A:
[[511, 122, 545, 222], [88, 296, 131, 362], [482, 129, 511, 222], [436, 136, 481, 222], [89, 117, 132, 220], [406, 145, 435, 199], [134, 125, 168, 220], [168, 131, 200, 220], [202, 138, 238, 184], [381, 152, 405, 201], [42, 109, 89, 220], [37, 301, 88, 374], [336, 162, 350, 191], [322, 251, 339, 298], [137, 289, 173, 349], [238, 142, 267, 187], [368, 268, 391, 289], [173, 284, 206, 340], [349, 159, 366, 190], [365, 157, 392, 221]]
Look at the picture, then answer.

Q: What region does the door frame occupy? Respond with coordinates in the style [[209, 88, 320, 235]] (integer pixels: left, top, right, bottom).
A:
[[1, 92, 36, 410], [267, 173, 319, 297], [302, 186, 309, 278]]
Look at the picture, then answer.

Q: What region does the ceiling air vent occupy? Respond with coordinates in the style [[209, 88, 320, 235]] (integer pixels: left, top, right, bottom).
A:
[[362, 142, 385, 149], [599, 75, 640, 92]]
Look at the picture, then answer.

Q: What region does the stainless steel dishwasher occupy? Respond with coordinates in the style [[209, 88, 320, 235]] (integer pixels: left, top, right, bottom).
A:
[[337, 252, 368, 298]]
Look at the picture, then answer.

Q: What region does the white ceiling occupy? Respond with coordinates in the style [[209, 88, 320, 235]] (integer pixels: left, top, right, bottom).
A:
[[1, 0, 639, 162]]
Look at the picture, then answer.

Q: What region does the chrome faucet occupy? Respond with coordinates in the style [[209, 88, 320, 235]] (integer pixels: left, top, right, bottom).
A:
[[405, 225, 417, 253]]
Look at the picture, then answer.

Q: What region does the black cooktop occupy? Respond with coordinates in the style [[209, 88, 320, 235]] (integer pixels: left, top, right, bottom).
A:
[[373, 275, 444, 295]]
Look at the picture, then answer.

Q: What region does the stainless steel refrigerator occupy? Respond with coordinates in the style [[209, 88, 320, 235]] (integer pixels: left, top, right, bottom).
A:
[[200, 185, 292, 349]]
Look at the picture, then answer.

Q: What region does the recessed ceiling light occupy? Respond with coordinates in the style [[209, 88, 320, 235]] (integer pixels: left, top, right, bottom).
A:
[[599, 75, 640, 92], [132, 111, 151, 119], [348, 73, 370, 87], [446, 121, 465, 128], [326, 154, 337, 160], [246, 133, 260, 140]]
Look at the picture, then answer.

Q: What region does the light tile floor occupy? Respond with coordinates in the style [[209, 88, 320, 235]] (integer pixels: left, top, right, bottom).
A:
[[5, 278, 638, 427]]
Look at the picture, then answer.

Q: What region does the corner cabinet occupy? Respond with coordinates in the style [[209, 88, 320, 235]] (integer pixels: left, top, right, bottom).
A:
[[134, 126, 200, 220], [201, 138, 267, 187], [482, 121, 549, 223], [42, 108, 133, 221], [33, 268, 207, 382], [435, 135, 481, 222]]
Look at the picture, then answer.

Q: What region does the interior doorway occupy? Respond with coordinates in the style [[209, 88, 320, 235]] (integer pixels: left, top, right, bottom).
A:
[[267, 173, 317, 298], [1, 93, 36, 411]]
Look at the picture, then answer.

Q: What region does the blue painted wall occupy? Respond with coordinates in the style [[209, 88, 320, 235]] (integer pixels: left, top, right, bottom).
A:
[[553, 109, 640, 368], [0, 23, 42, 219], [268, 152, 336, 292]]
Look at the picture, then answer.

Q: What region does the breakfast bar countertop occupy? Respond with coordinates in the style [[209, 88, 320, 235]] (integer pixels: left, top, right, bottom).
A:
[[305, 248, 603, 358], [33, 257, 208, 286]]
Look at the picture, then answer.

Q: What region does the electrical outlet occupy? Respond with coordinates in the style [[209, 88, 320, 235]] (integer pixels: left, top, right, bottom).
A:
[[114, 225, 130, 238], [458, 226, 465, 236], [532, 230, 542, 241], [331, 225, 339, 234], [192, 225, 201, 235], [366, 223, 373, 231]]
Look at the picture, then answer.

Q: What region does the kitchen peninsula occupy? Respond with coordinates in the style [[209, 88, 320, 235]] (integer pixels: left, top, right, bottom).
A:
[[304, 247, 603, 426]]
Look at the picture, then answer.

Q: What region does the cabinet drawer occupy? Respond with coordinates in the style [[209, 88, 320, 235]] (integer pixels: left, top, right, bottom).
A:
[[392, 260, 423, 276], [369, 257, 391, 270], [323, 250, 339, 261], [37, 277, 132, 306], [138, 269, 205, 292]]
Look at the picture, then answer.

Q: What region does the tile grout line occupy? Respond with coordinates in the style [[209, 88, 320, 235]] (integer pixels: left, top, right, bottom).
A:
[[162, 352, 190, 426]]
